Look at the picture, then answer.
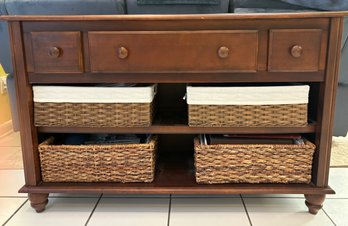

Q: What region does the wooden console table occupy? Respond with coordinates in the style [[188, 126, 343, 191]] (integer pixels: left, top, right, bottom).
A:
[[1, 12, 347, 213]]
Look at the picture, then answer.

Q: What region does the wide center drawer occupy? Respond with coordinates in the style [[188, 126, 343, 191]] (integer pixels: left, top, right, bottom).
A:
[[88, 30, 258, 72]]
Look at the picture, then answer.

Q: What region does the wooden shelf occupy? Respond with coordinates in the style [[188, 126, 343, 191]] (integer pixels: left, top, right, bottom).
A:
[[19, 152, 334, 195], [37, 122, 317, 134], [19, 182, 335, 195]]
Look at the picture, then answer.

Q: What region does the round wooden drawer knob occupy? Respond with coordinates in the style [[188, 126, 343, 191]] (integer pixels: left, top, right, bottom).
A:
[[118, 46, 129, 59], [218, 46, 229, 59], [48, 47, 61, 58], [291, 45, 303, 58]]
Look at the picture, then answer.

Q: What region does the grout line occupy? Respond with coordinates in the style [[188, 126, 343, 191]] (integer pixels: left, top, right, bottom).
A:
[[0, 196, 28, 198], [84, 194, 102, 226], [322, 208, 337, 226], [2, 199, 28, 226], [242, 196, 348, 200], [48, 196, 102, 199], [240, 195, 253, 226], [329, 166, 348, 168], [242, 197, 348, 200], [167, 194, 172, 226], [97, 195, 170, 198], [326, 197, 348, 200], [169, 196, 240, 199], [241, 196, 304, 199]]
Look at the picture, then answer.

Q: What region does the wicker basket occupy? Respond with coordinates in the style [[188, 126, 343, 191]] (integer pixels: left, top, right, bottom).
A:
[[33, 85, 156, 127], [194, 137, 316, 184], [34, 102, 154, 127], [187, 85, 309, 127], [38, 136, 157, 183]]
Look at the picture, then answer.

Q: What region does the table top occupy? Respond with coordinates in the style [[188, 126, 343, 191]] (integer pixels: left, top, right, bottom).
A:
[[1, 11, 348, 21]]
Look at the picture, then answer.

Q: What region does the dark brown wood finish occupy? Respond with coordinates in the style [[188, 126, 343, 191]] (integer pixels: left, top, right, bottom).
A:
[[23, 33, 34, 72], [1, 11, 348, 20], [37, 123, 317, 134], [82, 32, 91, 72], [305, 194, 326, 214], [2, 13, 346, 213], [268, 29, 325, 72], [20, 184, 334, 195], [8, 22, 42, 186], [257, 30, 268, 71], [27, 71, 326, 84], [88, 30, 258, 72], [28, 32, 83, 73], [28, 193, 49, 213], [313, 17, 344, 187], [20, 18, 330, 33]]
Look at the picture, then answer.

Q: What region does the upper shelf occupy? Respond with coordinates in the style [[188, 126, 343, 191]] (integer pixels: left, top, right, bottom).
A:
[[2, 11, 348, 21], [37, 121, 317, 134]]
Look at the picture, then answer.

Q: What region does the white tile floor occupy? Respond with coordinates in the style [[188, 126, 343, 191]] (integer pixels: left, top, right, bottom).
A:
[[1, 133, 348, 226]]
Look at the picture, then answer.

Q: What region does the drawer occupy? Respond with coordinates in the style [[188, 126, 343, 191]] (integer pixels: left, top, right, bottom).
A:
[[268, 29, 324, 72], [88, 30, 258, 72], [29, 32, 83, 73]]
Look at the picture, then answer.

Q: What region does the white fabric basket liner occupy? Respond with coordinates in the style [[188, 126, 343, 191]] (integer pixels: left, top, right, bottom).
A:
[[33, 84, 156, 103], [187, 85, 309, 105]]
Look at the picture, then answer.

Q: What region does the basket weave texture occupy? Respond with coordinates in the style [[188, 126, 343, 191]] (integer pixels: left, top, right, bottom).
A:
[[38, 136, 157, 183], [34, 102, 153, 127], [194, 138, 315, 184], [189, 104, 307, 127]]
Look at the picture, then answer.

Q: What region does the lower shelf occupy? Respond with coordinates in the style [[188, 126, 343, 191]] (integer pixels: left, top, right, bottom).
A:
[[19, 152, 335, 195], [19, 183, 335, 195]]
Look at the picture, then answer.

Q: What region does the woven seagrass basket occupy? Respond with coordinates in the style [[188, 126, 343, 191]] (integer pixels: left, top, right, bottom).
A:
[[34, 102, 154, 127], [187, 85, 309, 127], [33, 84, 156, 127], [194, 138, 316, 184], [38, 136, 157, 183], [188, 104, 307, 127]]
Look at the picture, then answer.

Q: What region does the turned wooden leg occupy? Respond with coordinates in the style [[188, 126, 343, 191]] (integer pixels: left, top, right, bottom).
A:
[[304, 194, 326, 215], [28, 193, 49, 213]]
